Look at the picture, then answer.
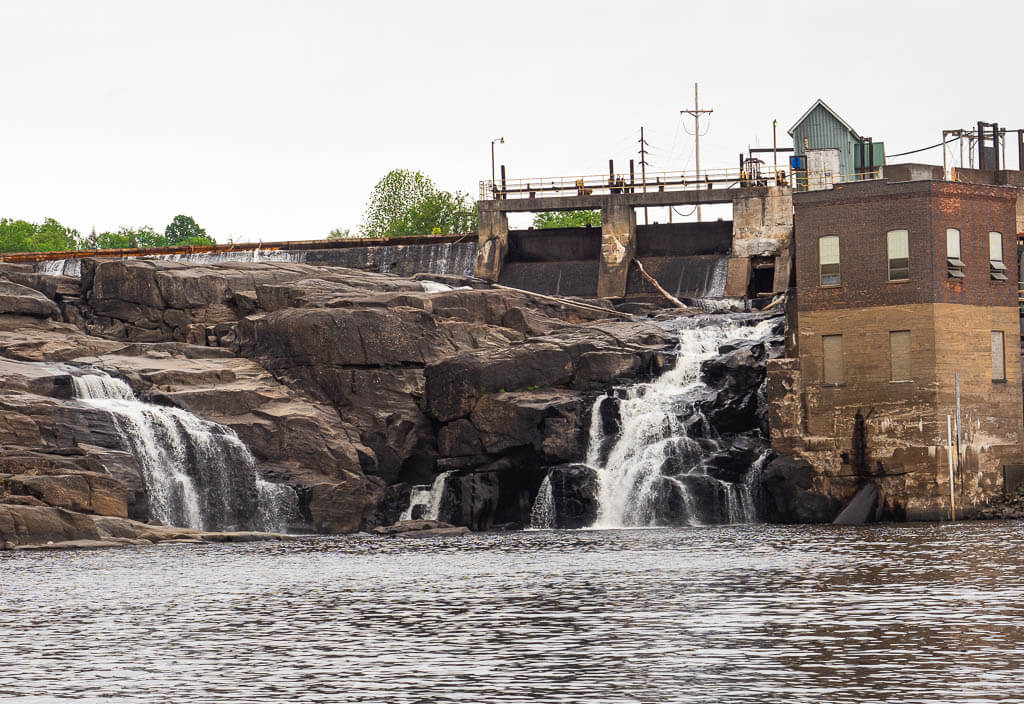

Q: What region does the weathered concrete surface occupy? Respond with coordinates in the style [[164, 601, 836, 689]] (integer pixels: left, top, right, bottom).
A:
[[473, 208, 509, 281], [723, 257, 751, 297], [730, 187, 793, 258], [768, 303, 1023, 522], [597, 203, 637, 298]]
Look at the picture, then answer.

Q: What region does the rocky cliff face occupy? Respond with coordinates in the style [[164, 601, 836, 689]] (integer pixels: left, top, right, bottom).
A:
[[0, 258, 685, 546]]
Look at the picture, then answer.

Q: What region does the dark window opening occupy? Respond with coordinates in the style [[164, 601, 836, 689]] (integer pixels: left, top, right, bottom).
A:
[[752, 266, 775, 296]]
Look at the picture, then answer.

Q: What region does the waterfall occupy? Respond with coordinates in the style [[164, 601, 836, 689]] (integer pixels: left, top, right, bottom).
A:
[[529, 475, 555, 529], [400, 471, 451, 521], [72, 373, 298, 532], [159, 250, 308, 266], [36, 250, 308, 277], [36, 259, 82, 276], [587, 315, 777, 529]]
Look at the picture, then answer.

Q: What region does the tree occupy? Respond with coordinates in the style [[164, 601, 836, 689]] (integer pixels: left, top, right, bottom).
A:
[[532, 210, 601, 229], [165, 215, 213, 246], [0, 218, 81, 253], [360, 169, 477, 238], [328, 227, 353, 239], [82, 226, 166, 250]]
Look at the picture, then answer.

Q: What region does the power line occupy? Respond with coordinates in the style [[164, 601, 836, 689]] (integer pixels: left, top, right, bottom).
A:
[[681, 82, 713, 222], [887, 135, 959, 159]]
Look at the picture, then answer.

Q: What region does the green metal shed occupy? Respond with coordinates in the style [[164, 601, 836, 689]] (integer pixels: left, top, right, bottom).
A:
[[788, 99, 883, 179]]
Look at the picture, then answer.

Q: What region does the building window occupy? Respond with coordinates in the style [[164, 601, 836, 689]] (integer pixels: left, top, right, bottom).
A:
[[992, 331, 1006, 382], [989, 231, 1008, 281], [887, 229, 909, 281], [946, 228, 964, 279], [822, 334, 844, 385], [890, 330, 911, 381], [819, 236, 840, 286]]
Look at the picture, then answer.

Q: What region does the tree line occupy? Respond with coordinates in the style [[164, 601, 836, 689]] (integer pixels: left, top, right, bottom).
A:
[[2, 173, 604, 254], [330, 168, 600, 239], [0, 215, 214, 254]]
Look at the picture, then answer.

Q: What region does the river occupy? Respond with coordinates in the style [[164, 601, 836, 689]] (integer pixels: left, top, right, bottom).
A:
[[2, 521, 1023, 703]]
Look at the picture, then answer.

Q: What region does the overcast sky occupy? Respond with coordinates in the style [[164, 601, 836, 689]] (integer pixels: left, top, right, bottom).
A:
[[1, 0, 1021, 242]]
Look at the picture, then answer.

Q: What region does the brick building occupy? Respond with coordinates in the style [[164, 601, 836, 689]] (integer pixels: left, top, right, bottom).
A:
[[768, 178, 1023, 520]]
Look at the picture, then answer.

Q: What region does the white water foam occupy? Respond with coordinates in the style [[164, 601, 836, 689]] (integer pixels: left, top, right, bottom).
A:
[[73, 372, 298, 531], [588, 316, 777, 529], [529, 474, 555, 529], [36, 259, 82, 276], [400, 471, 451, 521]]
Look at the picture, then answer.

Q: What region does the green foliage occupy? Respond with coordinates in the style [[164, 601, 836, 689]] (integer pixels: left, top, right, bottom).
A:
[[328, 227, 353, 240], [360, 169, 477, 238], [164, 215, 212, 246], [82, 226, 166, 250], [0, 218, 81, 253], [532, 210, 602, 229]]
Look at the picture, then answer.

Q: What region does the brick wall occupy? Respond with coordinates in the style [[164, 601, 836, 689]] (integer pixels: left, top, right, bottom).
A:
[[787, 303, 1023, 519], [794, 180, 1018, 312]]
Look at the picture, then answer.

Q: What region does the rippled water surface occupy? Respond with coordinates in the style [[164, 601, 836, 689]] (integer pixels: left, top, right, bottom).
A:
[[2, 522, 1024, 703]]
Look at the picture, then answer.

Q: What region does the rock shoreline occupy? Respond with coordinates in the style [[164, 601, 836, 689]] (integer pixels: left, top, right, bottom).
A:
[[1, 257, 695, 546]]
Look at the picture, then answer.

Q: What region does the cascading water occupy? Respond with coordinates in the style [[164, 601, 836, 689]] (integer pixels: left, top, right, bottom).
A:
[[400, 471, 451, 521], [159, 249, 308, 266], [527, 314, 779, 530], [72, 372, 298, 532], [587, 315, 778, 528], [36, 259, 82, 276], [36, 249, 308, 276], [529, 475, 555, 529]]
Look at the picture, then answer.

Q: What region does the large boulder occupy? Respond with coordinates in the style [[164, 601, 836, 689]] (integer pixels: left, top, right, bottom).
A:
[[760, 455, 841, 523], [544, 464, 599, 529], [2, 472, 129, 517], [0, 505, 101, 547], [0, 279, 61, 319]]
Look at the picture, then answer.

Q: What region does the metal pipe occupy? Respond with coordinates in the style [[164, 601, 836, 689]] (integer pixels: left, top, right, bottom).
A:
[[947, 414, 956, 521]]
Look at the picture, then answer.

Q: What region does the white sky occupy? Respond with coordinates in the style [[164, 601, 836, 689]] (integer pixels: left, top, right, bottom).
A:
[[1, 0, 1021, 242]]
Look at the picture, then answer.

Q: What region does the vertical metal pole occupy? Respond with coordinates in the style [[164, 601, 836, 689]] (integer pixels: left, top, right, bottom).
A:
[[680, 82, 712, 220], [773, 119, 778, 182], [943, 130, 948, 179], [694, 83, 702, 223], [609, 159, 614, 188], [640, 126, 648, 225], [629, 159, 635, 193], [491, 141, 496, 196], [947, 414, 956, 521], [500, 165, 506, 199], [955, 372, 962, 491]]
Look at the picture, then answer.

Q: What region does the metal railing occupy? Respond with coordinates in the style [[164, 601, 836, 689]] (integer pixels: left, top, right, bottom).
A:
[[479, 167, 790, 200], [480, 166, 885, 200], [791, 169, 883, 191]]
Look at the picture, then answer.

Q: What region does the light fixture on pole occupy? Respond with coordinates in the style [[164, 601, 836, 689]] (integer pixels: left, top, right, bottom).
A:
[[491, 137, 504, 197]]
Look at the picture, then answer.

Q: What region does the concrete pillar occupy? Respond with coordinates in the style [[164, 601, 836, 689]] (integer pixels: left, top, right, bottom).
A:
[[772, 253, 792, 293], [473, 207, 509, 281], [723, 257, 751, 298], [728, 186, 793, 295], [597, 203, 636, 298]]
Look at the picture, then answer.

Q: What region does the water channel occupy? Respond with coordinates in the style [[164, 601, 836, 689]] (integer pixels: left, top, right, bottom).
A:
[[2, 521, 1023, 703]]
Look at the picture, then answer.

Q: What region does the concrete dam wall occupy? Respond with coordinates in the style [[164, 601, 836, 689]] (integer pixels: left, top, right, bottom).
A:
[[498, 221, 732, 298], [23, 220, 736, 300]]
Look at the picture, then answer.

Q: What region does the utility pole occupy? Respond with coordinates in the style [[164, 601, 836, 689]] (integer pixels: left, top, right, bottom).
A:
[[639, 126, 649, 224], [681, 82, 713, 222]]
